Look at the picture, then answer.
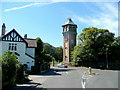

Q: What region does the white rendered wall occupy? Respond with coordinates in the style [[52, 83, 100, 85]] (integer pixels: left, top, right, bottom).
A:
[[1, 41, 26, 55], [26, 48, 35, 58], [1, 41, 34, 70], [18, 53, 34, 70]]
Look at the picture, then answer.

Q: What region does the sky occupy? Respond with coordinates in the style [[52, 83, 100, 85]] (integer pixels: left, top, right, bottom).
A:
[[0, 1, 118, 47]]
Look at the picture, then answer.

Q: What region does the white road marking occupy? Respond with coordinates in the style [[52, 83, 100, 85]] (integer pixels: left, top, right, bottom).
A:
[[81, 72, 93, 88], [81, 73, 86, 88], [81, 78, 86, 88], [65, 72, 68, 74]]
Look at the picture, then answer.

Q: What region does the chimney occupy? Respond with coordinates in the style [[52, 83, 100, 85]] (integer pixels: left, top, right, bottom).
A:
[[1, 23, 6, 36], [24, 34, 27, 39]]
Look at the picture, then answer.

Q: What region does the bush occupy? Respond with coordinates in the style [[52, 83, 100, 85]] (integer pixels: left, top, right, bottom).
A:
[[16, 64, 29, 83], [0, 51, 20, 89], [0, 51, 29, 89], [33, 66, 41, 74]]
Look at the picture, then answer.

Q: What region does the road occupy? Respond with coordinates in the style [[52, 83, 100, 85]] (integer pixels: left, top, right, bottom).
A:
[[11, 67, 119, 89]]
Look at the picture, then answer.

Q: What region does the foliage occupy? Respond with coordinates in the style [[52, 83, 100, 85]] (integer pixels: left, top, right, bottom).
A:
[[71, 27, 119, 69], [36, 37, 43, 53], [35, 38, 58, 74], [35, 37, 44, 66], [43, 54, 53, 63], [0, 51, 30, 89], [0, 51, 20, 88], [54, 46, 63, 62], [43, 43, 63, 62], [16, 64, 29, 83], [108, 36, 120, 69]]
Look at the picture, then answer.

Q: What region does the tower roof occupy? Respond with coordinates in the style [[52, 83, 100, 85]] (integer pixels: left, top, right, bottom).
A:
[[2, 23, 6, 27], [62, 18, 77, 27]]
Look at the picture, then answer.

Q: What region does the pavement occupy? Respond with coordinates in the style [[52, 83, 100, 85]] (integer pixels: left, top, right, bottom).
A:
[[10, 67, 119, 89]]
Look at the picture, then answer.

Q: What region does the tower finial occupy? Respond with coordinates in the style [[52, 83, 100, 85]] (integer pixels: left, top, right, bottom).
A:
[[2, 23, 5, 27], [64, 18, 75, 25], [68, 17, 71, 20], [62, 18, 77, 27]]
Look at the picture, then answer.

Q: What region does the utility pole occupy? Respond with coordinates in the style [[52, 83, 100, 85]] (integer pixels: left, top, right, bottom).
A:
[[106, 47, 109, 69]]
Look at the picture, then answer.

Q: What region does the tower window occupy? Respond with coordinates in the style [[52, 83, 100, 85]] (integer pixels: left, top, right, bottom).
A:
[[65, 56, 68, 61], [71, 44, 74, 51]]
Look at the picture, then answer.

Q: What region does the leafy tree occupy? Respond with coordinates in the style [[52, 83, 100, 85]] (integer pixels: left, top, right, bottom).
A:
[[35, 37, 43, 66], [44, 54, 54, 63], [35, 38, 63, 72], [54, 46, 63, 62], [43, 43, 63, 62], [43, 43, 55, 57], [108, 36, 120, 69], [0, 51, 20, 88], [71, 27, 115, 68]]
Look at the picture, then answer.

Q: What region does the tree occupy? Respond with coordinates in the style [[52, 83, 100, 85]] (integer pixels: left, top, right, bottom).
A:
[[71, 27, 115, 68], [44, 54, 54, 63], [0, 51, 20, 88], [54, 46, 63, 62], [35, 38, 63, 72], [108, 36, 120, 69], [35, 37, 43, 66], [43, 43, 55, 57], [43, 43, 63, 62]]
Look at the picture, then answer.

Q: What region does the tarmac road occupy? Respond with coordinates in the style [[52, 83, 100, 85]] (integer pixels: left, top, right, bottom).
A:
[[10, 67, 119, 89], [41, 67, 119, 88]]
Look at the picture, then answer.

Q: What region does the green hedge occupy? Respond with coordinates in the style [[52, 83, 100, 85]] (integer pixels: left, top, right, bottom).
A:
[[0, 51, 29, 89]]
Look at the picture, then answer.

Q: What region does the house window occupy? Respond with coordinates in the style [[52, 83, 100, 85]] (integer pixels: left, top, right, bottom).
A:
[[8, 43, 17, 51], [14, 44, 17, 50], [27, 62, 29, 64], [9, 43, 11, 50], [12, 44, 14, 50]]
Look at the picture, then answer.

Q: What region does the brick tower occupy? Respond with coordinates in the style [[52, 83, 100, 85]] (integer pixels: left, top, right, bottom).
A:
[[62, 18, 77, 64]]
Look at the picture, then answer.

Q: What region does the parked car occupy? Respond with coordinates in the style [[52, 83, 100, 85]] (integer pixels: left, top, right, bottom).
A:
[[57, 64, 68, 68]]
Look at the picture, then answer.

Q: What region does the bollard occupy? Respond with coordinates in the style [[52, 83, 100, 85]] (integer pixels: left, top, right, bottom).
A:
[[88, 67, 95, 75], [88, 67, 92, 75]]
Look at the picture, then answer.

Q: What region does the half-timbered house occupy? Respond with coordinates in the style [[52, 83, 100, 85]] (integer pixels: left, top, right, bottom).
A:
[[0, 23, 36, 70]]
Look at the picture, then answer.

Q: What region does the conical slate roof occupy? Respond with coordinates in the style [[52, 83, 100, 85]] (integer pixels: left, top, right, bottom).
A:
[[65, 18, 74, 24], [2, 23, 6, 27], [62, 18, 77, 27]]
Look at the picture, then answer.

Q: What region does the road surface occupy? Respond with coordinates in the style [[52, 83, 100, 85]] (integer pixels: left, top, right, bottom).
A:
[[11, 67, 119, 89]]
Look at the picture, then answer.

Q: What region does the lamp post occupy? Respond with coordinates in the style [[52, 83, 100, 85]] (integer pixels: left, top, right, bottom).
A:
[[106, 45, 109, 69], [104, 32, 110, 69]]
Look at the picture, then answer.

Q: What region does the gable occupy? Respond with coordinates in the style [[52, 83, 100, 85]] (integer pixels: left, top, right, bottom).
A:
[[1, 29, 27, 44]]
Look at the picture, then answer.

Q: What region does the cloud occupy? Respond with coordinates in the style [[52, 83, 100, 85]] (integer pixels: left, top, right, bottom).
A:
[[4, 0, 119, 12], [4, 2, 51, 12], [74, 3, 118, 36]]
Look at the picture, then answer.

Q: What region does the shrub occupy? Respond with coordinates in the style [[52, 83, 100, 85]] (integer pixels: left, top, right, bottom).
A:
[[16, 64, 29, 83], [1, 51, 29, 89], [1, 51, 20, 89]]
